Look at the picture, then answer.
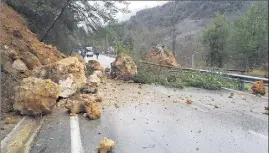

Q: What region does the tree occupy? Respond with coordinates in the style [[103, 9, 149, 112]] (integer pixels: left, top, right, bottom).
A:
[[5, 0, 129, 53], [201, 14, 230, 68], [228, 4, 268, 70]]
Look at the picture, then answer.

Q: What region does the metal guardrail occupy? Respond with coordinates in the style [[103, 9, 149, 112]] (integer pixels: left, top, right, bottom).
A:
[[170, 68, 269, 86]]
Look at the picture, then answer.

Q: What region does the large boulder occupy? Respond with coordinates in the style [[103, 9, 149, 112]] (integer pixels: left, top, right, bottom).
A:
[[145, 45, 180, 68], [33, 57, 86, 98], [110, 54, 137, 80], [87, 60, 104, 72], [13, 77, 60, 115]]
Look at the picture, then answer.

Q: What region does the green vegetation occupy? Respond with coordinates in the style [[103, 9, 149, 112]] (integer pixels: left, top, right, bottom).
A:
[[201, 4, 268, 71], [201, 14, 229, 68], [228, 4, 268, 71], [133, 63, 240, 90], [115, 41, 132, 55]]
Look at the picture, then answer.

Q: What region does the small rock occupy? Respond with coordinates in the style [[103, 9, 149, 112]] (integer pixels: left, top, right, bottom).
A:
[[50, 138, 53, 140], [228, 93, 234, 98], [97, 137, 115, 153], [114, 103, 119, 109], [214, 105, 219, 108], [196, 147, 199, 151]]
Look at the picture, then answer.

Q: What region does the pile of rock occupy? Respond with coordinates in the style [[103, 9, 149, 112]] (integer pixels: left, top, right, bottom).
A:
[[13, 56, 104, 120], [1, 4, 105, 120]]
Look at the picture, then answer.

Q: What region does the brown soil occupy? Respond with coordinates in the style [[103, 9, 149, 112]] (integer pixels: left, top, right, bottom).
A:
[[0, 3, 63, 68]]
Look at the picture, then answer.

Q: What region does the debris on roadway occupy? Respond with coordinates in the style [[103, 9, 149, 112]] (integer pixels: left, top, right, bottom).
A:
[[87, 60, 104, 72], [13, 77, 60, 115], [110, 53, 137, 80], [186, 99, 193, 104], [97, 137, 115, 153], [251, 80, 266, 95], [64, 94, 103, 120], [32, 56, 87, 98]]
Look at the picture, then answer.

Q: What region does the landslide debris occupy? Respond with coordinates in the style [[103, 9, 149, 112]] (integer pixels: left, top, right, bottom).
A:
[[145, 44, 180, 68], [87, 60, 104, 72], [0, 4, 63, 69], [64, 94, 102, 120], [110, 53, 137, 80], [13, 77, 60, 115], [0, 4, 63, 114], [251, 80, 266, 95], [32, 57, 87, 98]]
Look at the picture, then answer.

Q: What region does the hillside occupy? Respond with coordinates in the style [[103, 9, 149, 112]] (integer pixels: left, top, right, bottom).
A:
[[118, 1, 264, 66]]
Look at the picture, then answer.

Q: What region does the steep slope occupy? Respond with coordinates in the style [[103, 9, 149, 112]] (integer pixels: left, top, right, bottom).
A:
[[0, 3, 64, 113]]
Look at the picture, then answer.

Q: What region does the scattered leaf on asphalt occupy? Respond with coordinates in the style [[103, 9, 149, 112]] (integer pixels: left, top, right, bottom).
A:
[[186, 99, 192, 104]]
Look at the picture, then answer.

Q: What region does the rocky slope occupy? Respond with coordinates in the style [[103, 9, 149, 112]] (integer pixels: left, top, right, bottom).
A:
[[0, 3, 64, 114]]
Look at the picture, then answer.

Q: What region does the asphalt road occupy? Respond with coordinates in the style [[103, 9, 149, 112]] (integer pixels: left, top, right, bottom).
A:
[[85, 55, 115, 69], [30, 55, 268, 153]]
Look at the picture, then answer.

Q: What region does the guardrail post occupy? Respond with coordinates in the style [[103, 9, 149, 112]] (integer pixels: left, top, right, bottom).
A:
[[239, 80, 244, 90]]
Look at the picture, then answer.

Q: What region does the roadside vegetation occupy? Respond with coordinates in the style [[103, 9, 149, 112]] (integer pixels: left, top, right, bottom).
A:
[[132, 62, 241, 90]]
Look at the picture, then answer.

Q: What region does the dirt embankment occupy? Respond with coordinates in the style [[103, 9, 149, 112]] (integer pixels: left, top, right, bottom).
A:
[[0, 3, 64, 114], [0, 4, 63, 67]]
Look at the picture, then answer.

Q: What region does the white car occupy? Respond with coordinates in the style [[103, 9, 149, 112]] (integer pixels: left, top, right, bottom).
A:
[[86, 51, 94, 57]]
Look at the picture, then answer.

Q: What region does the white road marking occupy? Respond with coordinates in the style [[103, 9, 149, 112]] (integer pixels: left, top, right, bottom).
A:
[[249, 130, 268, 140], [70, 116, 84, 153]]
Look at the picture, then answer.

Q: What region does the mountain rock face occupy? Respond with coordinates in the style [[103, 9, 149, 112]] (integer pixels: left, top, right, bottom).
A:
[[121, 1, 257, 66]]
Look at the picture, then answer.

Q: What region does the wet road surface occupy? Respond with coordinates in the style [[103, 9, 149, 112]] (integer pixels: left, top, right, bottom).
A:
[[30, 55, 268, 153], [31, 80, 268, 153]]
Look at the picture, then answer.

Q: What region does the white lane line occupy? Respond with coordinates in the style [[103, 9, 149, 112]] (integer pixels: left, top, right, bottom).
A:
[[70, 116, 84, 153], [249, 130, 268, 140]]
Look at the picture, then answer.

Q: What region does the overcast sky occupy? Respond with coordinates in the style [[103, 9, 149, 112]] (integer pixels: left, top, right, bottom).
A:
[[116, 1, 168, 22]]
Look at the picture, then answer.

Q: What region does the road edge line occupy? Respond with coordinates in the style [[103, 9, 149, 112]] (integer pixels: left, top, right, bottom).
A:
[[1, 117, 25, 150], [70, 115, 84, 153], [24, 117, 44, 153]]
